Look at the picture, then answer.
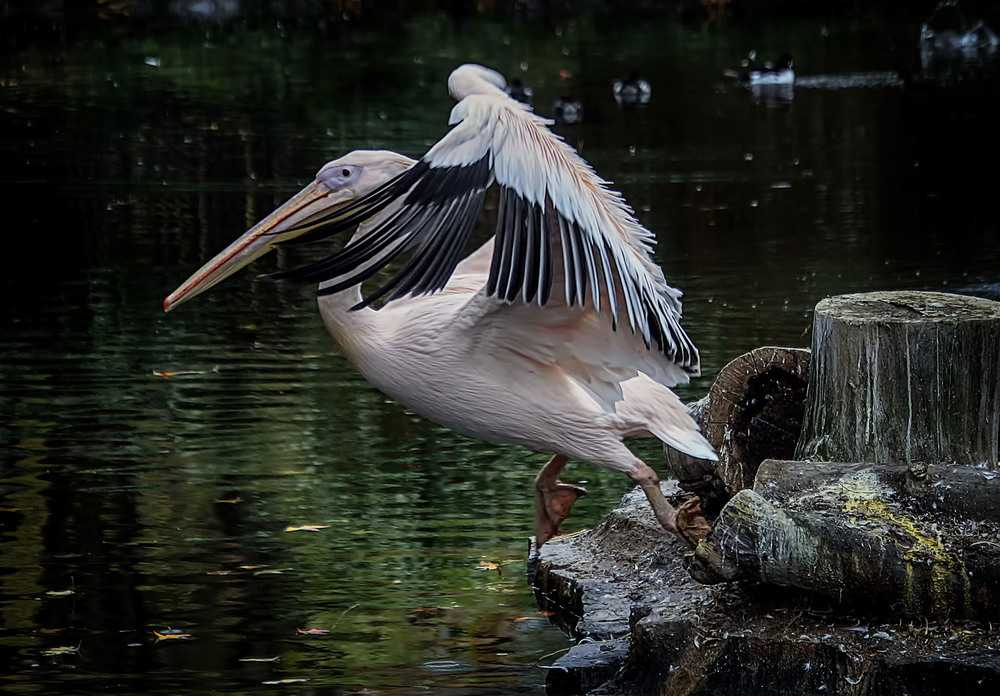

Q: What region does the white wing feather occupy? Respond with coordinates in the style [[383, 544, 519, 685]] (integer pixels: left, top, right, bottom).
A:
[[276, 65, 699, 378], [425, 91, 697, 374]]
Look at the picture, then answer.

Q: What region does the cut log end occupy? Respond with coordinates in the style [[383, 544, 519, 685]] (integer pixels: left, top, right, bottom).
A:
[[795, 291, 1000, 467], [666, 346, 810, 511], [815, 290, 1000, 324]]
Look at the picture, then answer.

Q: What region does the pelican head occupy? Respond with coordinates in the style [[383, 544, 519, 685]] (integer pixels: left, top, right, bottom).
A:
[[163, 149, 415, 312], [448, 63, 507, 100]]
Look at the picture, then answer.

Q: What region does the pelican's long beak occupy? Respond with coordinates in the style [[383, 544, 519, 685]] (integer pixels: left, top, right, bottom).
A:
[[164, 181, 354, 312]]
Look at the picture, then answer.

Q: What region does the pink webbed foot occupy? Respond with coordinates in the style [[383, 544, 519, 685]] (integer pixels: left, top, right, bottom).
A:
[[533, 454, 586, 547], [674, 496, 711, 548], [534, 481, 587, 546]]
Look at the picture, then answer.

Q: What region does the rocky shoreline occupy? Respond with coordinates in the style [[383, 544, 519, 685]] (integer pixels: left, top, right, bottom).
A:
[[530, 482, 1000, 695]]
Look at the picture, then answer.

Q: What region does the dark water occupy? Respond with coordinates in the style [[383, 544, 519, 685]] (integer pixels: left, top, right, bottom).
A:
[[2, 3, 999, 694]]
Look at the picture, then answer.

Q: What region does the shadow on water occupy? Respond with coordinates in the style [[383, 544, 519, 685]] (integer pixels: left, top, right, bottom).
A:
[[1, 2, 1000, 694]]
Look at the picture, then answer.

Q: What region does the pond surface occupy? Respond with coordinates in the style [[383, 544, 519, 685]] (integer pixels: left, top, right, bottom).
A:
[[2, 3, 999, 694]]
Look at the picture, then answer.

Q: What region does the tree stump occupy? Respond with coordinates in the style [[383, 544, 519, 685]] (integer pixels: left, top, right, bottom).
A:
[[665, 346, 810, 511], [795, 291, 1000, 466], [689, 291, 1000, 620]]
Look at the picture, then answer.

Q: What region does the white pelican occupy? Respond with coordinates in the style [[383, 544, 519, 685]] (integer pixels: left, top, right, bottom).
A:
[[165, 64, 716, 548]]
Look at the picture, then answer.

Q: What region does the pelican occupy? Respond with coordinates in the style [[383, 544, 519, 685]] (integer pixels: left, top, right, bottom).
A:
[[165, 64, 716, 549]]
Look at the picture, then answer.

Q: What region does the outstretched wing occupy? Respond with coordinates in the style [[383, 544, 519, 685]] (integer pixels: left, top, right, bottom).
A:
[[271, 92, 699, 375], [458, 198, 696, 401]]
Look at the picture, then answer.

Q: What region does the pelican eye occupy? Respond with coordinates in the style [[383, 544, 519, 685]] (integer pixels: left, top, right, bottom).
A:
[[318, 163, 360, 189]]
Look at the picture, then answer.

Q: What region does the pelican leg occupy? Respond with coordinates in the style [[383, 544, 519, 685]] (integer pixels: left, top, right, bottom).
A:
[[630, 462, 710, 549], [534, 454, 586, 546]]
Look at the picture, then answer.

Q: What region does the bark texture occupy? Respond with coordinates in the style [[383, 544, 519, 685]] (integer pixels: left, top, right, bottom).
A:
[[689, 293, 1000, 618], [795, 291, 1000, 466], [666, 346, 810, 511], [688, 460, 1000, 620]]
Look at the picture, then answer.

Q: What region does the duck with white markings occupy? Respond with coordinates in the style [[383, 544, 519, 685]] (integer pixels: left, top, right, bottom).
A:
[[920, 0, 998, 69], [726, 51, 795, 86], [552, 95, 584, 124], [504, 78, 534, 106], [613, 71, 651, 105]]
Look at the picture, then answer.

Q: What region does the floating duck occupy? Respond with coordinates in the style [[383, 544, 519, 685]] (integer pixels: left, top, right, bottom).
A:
[[613, 72, 651, 105], [505, 78, 534, 106], [726, 51, 795, 86], [553, 96, 583, 124], [920, 0, 998, 69]]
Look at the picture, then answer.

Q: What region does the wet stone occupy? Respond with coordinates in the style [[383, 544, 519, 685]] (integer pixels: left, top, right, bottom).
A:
[[530, 482, 1000, 696], [545, 639, 630, 694]]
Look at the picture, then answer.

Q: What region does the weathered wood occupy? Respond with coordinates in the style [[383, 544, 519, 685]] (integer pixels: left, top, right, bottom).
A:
[[688, 460, 1000, 620], [687, 293, 1000, 619], [755, 459, 1000, 524], [666, 346, 810, 510], [795, 291, 1000, 466]]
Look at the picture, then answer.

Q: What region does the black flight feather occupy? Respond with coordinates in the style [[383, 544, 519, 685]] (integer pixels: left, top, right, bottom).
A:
[[269, 155, 491, 304]]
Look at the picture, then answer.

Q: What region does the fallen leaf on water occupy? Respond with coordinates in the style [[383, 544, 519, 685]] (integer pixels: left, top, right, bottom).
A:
[[152, 369, 209, 380], [207, 570, 234, 576], [239, 565, 265, 570], [514, 616, 545, 622], [476, 560, 503, 577], [240, 656, 281, 663], [214, 497, 244, 504], [46, 589, 75, 597], [253, 569, 286, 576], [284, 525, 330, 533], [42, 643, 81, 656], [153, 630, 192, 642], [295, 628, 330, 636], [262, 678, 309, 685]]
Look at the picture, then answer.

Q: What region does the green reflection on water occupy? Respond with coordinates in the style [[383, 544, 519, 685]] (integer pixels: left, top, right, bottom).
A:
[[2, 4, 1000, 694]]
